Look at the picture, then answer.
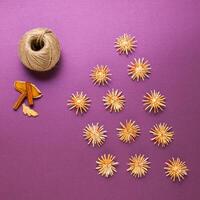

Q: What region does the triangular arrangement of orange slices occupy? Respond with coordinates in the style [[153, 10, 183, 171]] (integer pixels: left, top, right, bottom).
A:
[[67, 33, 189, 181]]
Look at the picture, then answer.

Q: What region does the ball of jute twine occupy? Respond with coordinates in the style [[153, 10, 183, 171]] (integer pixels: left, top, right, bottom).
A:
[[19, 28, 61, 72]]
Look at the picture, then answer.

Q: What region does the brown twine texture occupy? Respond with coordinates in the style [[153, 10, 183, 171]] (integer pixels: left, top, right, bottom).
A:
[[19, 28, 61, 72]]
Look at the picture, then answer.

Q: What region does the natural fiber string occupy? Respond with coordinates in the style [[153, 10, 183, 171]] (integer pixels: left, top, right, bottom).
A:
[[19, 28, 61, 72]]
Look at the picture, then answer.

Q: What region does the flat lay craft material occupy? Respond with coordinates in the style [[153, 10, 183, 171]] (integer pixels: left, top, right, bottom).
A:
[[150, 123, 174, 147], [68, 91, 91, 114], [103, 89, 125, 112], [128, 58, 151, 81], [19, 28, 61, 71], [115, 33, 137, 55], [22, 103, 39, 117], [143, 90, 166, 113], [1, 1, 199, 200], [90, 65, 111, 86], [117, 120, 140, 143], [127, 154, 150, 178], [96, 154, 118, 178], [164, 157, 189, 182], [83, 123, 107, 147], [13, 81, 42, 110], [13, 31, 189, 182]]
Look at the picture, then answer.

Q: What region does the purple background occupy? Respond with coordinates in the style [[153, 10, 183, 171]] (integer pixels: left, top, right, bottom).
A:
[[0, 0, 200, 199]]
